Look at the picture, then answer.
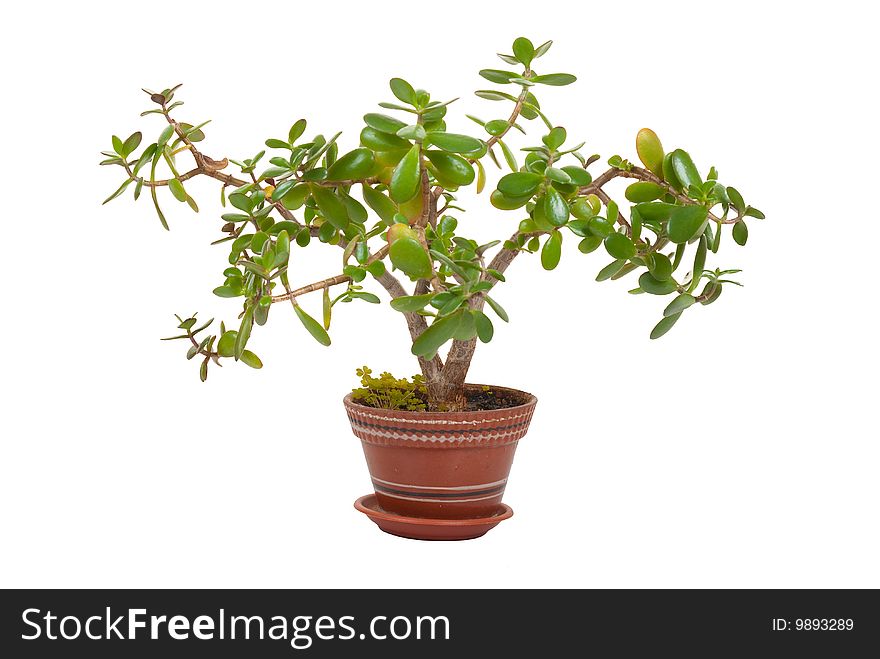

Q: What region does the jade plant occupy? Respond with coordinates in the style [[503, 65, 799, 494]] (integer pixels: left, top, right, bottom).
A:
[[100, 37, 763, 410]]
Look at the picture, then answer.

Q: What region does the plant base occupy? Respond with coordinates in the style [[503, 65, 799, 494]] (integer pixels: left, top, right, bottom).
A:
[[354, 494, 513, 541]]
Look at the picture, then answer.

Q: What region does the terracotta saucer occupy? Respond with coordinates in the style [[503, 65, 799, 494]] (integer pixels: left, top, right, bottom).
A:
[[354, 494, 513, 541]]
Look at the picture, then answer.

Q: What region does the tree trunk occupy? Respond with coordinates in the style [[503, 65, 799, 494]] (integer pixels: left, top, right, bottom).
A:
[[426, 335, 476, 411]]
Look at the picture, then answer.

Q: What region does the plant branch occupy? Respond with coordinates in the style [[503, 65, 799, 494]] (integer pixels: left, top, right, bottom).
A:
[[482, 77, 530, 154], [583, 166, 740, 225]]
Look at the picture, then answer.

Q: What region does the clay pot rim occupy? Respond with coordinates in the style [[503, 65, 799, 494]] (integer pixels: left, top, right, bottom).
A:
[[343, 383, 537, 419], [355, 494, 513, 527]]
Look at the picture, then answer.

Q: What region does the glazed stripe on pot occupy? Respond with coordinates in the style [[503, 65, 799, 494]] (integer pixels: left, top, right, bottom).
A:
[[371, 476, 509, 491], [372, 479, 506, 504], [346, 412, 534, 446]]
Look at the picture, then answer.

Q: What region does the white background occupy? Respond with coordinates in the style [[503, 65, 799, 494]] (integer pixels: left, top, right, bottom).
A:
[[1, 0, 877, 588]]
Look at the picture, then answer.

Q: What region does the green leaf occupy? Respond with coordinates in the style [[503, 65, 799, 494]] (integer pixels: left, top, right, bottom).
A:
[[102, 178, 133, 205], [228, 192, 253, 213], [512, 37, 535, 66], [475, 90, 517, 101], [485, 119, 509, 136], [149, 156, 169, 230], [484, 294, 509, 322], [281, 184, 310, 210], [578, 236, 602, 253], [251, 231, 269, 253], [604, 232, 636, 259], [265, 138, 290, 149], [350, 291, 380, 304], [361, 184, 398, 223], [122, 132, 142, 157], [543, 187, 569, 226], [390, 294, 433, 312], [133, 143, 158, 175], [561, 166, 591, 186], [452, 309, 477, 341], [727, 186, 746, 214], [572, 197, 597, 220], [606, 200, 619, 225], [650, 312, 682, 339], [479, 69, 518, 84], [425, 150, 475, 186], [389, 237, 432, 280], [498, 139, 517, 171], [662, 153, 683, 191], [217, 331, 237, 357], [667, 205, 708, 243], [340, 192, 368, 224], [363, 113, 407, 134], [157, 125, 175, 148], [240, 350, 263, 369], [648, 252, 673, 280], [322, 287, 332, 329], [545, 167, 570, 184], [326, 147, 377, 181], [634, 202, 675, 223], [692, 235, 708, 287], [701, 282, 723, 305], [397, 124, 426, 141], [497, 172, 543, 197], [389, 144, 421, 202], [672, 243, 686, 271], [311, 186, 350, 230], [733, 221, 749, 245], [596, 259, 625, 281], [411, 312, 461, 358], [476, 159, 487, 192], [288, 119, 307, 143], [490, 190, 532, 210], [436, 294, 465, 316], [180, 121, 208, 142], [531, 73, 577, 86], [638, 271, 677, 295], [543, 126, 567, 150], [472, 310, 494, 343], [234, 307, 253, 359], [168, 178, 187, 202], [625, 181, 664, 203], [294, 304, 331, 346], [389, 78, 416, 105], [664, 293, 696, 317], [269, 181, 294, 202], [670, 149, 702, 189], [541, 231, 562, 270], [213, 285, 240, 298], [635, 128, 664, 176], [745, 206, 765, 219], [533, 40, 553, 58], [366, 260, 386, 277], [360, 126, 411, 151], [425, 132, 483, 154], [588, 217, 613, 238]]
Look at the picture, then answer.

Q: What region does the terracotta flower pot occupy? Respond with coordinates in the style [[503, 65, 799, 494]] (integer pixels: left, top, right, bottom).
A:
[[344, 384, 537, 526]]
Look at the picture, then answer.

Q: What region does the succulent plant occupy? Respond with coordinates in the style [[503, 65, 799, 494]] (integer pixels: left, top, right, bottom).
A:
[[101, 37, 763, 410]]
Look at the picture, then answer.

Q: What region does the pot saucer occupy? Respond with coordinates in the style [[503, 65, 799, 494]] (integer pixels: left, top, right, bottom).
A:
[[354, 494, 513, 541]]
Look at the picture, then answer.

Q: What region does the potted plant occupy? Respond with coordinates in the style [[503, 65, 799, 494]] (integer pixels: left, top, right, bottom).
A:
[[100, 37, 763, 540]]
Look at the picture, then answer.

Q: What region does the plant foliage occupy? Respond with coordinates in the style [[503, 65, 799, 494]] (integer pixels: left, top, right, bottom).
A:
[[100, 38, 764, 407]]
